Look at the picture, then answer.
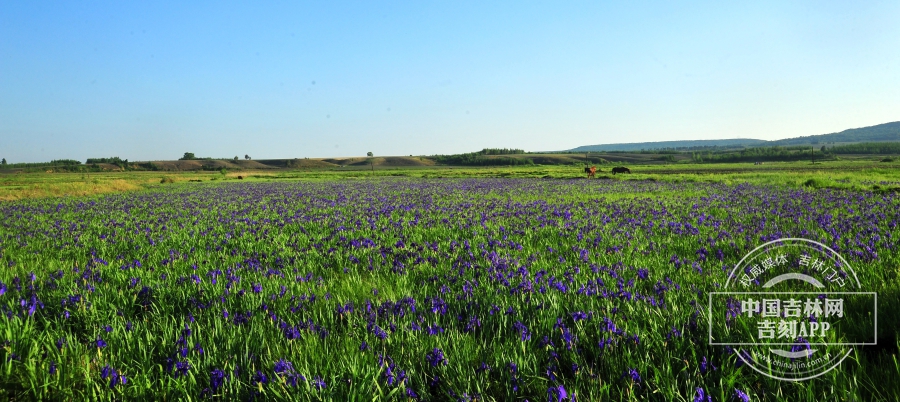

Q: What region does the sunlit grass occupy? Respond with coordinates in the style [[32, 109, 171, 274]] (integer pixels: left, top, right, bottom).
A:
[[0, 177, 897, 400]]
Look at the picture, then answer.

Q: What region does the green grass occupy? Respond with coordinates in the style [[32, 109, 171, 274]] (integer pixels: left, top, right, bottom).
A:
[[0, 175, 898, 400], [2, 158, 899, 201]]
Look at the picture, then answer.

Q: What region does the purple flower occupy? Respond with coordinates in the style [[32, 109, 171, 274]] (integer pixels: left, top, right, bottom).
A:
[[253, 370, 268, 384], [426, 324, 444, 336], [372, 325, 388, 340], [548, 384, 568, 401], [513, 321, 531, 341], [95, 337, 107, 348], [508, 362, 520, 393], [49, 361, 57, 374], [571, 311, 590, 321], [694, 387, 712, 402], [733, 388, 750, 402], [274, 359, 294, 374], [312, 375, 326, 391], [426, 348, 447, 367], [175, 361, 190, 378], [109, 370, 126, 388], [625, 368, 641, 383], [699, 356, 716, 373], [667, 326, 682, 340], [383, 364, 396, 386], [210, 368, 227, 392], [790, 337, 812, 359]]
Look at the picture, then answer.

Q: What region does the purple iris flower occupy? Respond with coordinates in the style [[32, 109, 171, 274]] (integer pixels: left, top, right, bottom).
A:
[[426, 348, 447, 367], [210, 368, 227, 392], [175, 361, 190, 378], [694, 387, 712, 402], [625, 368, 641, 383], [253, 370, 268, 385], [548, 384, 568, 401], [312, 375, 326, 391]]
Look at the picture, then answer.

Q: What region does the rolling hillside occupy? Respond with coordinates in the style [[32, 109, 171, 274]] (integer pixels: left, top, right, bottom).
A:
[[568, 121, 900, 152], [569, 138, 766, 152], [767, 121, 900, 146]]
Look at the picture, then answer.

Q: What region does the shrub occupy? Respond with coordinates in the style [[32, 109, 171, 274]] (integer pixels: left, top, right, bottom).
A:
[[803, 178, 825, 188]]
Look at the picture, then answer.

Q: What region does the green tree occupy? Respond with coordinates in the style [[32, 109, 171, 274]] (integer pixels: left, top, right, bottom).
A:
[[245, 154, 251, 160], [1, 158, 6, 165], [181, 152, 196, 160], [367, 152, 373, 157], [233, 156, 239, 161]]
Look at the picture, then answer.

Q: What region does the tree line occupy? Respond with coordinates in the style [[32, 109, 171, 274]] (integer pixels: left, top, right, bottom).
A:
[[689, 142, 900, 162], [478, 148, 525, 155], [431, 149, 534, 166], [86, 157, 128, 164], [690, 146, 830, 163], [823, 142, 900, 154], [180, 152, 252, 161], [0, 159, 82, 169]]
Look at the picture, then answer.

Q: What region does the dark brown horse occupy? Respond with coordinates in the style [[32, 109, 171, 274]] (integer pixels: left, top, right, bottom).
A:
[[584, 166, 597, 178], [612, 166, 631, 174]]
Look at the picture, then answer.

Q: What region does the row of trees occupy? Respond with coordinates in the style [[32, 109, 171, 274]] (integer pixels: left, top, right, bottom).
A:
[[86, 157, 127, 164], [478, 148, 525, 155], [181, 153, 252, 161], [0, 159, 82, 168], [690, 146, 829, 163], [823, 142, 900, 154], [688, 142, 900, 162], [431, 151, 534, 166]]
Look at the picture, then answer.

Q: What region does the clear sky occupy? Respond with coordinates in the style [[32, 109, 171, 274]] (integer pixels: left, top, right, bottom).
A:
[[2, 1, 899, 162]]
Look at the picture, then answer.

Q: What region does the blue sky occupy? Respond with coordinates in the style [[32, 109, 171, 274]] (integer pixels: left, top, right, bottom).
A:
[[2, 1, 899, 162]]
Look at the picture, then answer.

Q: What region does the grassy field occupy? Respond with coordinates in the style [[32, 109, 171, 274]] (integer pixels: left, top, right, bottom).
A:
[[2, 159, 899, 201], [0, 160, 898, 400]]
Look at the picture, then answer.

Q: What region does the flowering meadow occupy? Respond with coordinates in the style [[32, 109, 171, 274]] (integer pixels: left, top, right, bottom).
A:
[[0, 178, 898, 400]]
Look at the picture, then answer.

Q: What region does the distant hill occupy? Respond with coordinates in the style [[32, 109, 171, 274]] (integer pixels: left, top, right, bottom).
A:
[[767, 121, 900, 146], [567, 121, 900, 152], [569, 139, 766, 152]]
